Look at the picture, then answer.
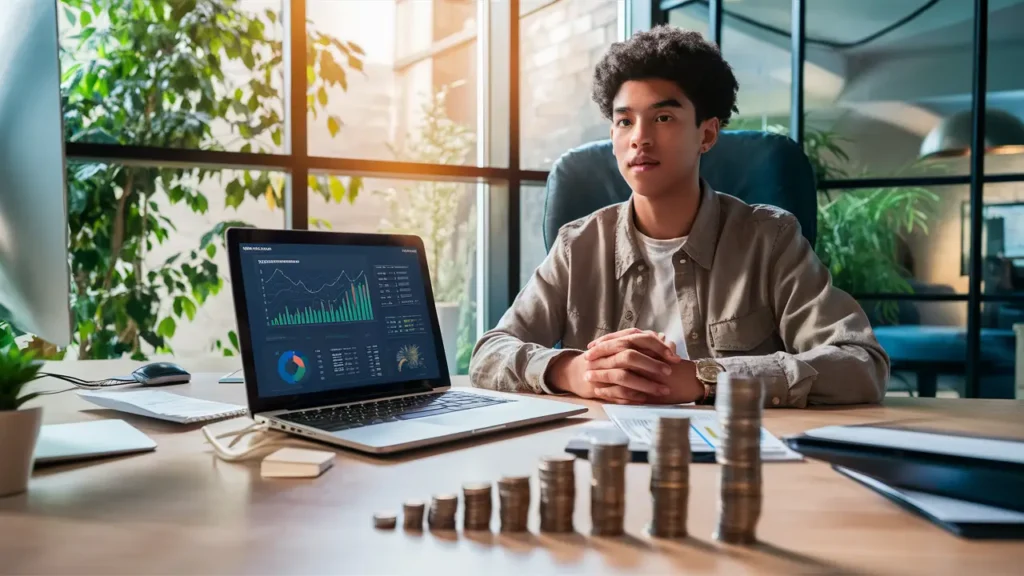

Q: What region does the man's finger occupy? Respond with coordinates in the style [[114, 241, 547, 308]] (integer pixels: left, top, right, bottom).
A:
[[587, 349, 672, 379], [587, 328, 643, 349], [584, 333, 679, 363], [594, 385, 649, 404], [586, 368, 669, 396]]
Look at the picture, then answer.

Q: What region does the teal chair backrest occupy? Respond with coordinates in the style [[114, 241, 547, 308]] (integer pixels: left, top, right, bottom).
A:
[[542, 130, 817, 251]]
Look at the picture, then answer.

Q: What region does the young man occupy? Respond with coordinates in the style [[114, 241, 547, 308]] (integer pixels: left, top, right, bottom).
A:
[[470, 26, 889, 407]]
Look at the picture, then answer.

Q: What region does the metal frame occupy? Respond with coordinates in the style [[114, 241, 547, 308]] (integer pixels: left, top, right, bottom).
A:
[[63, 0, 554, 337], [654, 0, 1020, 397]]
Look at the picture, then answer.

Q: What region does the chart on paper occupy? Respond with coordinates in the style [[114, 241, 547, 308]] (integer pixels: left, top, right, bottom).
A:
[[603, 405, 803, 462]]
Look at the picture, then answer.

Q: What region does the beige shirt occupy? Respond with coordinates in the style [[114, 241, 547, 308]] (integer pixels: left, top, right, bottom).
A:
[[470, 182, 890, 408]]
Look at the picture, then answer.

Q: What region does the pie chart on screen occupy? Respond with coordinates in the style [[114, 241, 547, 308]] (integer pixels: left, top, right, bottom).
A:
[[277, 351, 308, 384]]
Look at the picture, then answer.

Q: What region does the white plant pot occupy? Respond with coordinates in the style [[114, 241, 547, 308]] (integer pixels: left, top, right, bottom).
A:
[[0, 406, 42, 497], [435, 302, 460, 375]]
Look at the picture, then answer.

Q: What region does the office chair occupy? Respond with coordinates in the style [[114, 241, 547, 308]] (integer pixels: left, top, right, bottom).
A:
[[542, 130, 818, 252]]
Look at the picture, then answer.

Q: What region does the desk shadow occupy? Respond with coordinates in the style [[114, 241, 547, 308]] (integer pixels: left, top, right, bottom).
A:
[[745, 540, 871, 576]]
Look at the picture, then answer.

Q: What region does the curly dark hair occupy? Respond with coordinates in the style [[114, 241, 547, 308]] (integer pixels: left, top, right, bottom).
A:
[[592, 25, 739, 126]]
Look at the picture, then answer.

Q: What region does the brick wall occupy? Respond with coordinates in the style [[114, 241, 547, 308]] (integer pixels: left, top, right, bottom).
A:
[[519, 0, 622, 284]]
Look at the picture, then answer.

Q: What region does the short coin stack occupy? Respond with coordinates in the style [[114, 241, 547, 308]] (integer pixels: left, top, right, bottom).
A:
[[538, 454, 576, 533], [714, 373, 764, 544], [589, 431, 629, 537], [497, 475, 531, 533], [462, 482, 493, 531], [373, 511, 397, 530], [402, 500, 425, 530], [648, 415, 691, 538], [427, 493, 458, 531]]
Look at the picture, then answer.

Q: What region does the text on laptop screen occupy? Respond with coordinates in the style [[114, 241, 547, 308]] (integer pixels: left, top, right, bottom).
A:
[[237, 242, 442, 398]]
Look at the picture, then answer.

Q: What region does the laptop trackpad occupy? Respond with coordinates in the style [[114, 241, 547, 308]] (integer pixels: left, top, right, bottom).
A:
[[336, 420, 446, 448]]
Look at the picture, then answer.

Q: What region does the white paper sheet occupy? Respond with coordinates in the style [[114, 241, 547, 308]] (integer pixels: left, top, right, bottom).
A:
[[78, 389, 246, 424], [603, 405, 803, 462]]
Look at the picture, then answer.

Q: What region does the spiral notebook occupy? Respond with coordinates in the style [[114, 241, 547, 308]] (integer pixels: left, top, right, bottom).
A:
[[78, 389, 247, 424]]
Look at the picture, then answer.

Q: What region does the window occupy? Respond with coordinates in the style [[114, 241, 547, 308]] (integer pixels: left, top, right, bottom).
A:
[[66, 163, 284, 360], [306, 0, 480, 164], [520, 0, 625, 169], [654, 0, 1024, 398], [60, 1, 287, 154], [520, 184, 549, 287]]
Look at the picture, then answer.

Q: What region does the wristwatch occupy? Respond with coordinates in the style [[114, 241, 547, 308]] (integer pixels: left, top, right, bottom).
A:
[[694, 358, 725, 405]]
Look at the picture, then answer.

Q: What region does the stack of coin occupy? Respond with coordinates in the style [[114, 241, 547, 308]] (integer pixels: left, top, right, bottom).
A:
[[497, 475, 531, 533], [538, 454, 576, 533], [462, 482, 493, 531], [714, 373, 764, 544], [648, 415, 691, 538], [373, 511, 397, 530], [403, 499, 425, 530], [589, 431, 629, 537], [427, 493, 458, 531]]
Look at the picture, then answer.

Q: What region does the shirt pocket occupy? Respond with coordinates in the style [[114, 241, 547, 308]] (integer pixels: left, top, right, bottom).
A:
[[709, 306, 777, 355]]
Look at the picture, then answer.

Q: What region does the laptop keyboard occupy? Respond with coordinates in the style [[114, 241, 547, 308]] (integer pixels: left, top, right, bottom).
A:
[[277, 391, 512, 433]]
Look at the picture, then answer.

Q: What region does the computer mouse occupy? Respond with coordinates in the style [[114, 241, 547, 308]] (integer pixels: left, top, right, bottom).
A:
[[132, 362, 192, 386]]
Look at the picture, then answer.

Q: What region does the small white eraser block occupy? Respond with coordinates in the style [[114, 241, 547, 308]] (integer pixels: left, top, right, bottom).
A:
[[261, 447, 336, 478]]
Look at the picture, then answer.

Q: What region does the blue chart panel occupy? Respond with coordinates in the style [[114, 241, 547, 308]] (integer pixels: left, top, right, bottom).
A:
[[259, 259, 373, 327]]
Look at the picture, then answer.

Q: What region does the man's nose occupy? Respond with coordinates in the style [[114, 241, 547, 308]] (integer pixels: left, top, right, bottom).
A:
[[630, 119, 652, 148]]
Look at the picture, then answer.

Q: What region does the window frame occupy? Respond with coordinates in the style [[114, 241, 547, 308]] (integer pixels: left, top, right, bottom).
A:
[[652, 0, 1024, 398]]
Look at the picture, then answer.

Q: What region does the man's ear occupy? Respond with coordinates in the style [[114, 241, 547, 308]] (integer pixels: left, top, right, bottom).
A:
[[699, 117, 720, 154]]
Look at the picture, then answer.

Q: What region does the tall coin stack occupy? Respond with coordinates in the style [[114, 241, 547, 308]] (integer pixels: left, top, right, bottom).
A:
[[648, 415, 691, 538], [589, 431, 629, 537], [428, 493, 458, 531], [538, 454, 576, 533], [403, 500, 425, 530], [462, 482, 493, 531], [497, 475, 531, 533], [714, 373, 764, 544]]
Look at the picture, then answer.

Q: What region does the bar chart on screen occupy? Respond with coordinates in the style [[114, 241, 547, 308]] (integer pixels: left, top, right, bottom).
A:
[[259, 261, 375, 328]]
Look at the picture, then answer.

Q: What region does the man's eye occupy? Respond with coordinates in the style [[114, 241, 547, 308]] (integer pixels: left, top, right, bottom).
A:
[[616, 118, 632, 127], [655, 114, 673, 122]]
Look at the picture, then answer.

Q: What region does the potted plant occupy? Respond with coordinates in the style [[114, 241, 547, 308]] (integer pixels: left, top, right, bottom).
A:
[[0, 343, 44, 497]]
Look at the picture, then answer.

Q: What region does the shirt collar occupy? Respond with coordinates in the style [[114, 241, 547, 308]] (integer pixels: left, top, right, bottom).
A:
[[614, 179, 720, 279]]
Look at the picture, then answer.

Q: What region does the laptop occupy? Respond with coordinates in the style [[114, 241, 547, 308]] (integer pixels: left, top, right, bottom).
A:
[[225, 228, 586, 454]]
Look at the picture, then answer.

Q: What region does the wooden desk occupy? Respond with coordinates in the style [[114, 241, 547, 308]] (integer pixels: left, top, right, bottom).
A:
[[3, 359, 1024, 575]]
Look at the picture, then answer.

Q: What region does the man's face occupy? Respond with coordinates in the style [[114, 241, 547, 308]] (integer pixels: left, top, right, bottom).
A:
[[610, 78, 718, 199]]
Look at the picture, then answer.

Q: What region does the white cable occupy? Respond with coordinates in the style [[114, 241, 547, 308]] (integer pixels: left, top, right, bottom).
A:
[[201, 421, 320, 462]]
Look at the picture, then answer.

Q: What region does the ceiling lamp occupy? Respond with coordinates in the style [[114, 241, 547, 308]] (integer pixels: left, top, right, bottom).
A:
[[919, 108, 1024, 159]]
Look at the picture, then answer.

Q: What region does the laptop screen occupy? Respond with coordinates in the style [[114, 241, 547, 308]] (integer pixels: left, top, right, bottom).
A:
[[236, 242, 442, 399]]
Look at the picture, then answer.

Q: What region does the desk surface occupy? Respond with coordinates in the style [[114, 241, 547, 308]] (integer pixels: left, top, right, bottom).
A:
[[4, 358, 1024, 575]]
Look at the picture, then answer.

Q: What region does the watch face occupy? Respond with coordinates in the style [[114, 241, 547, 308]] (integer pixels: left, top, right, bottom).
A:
[[698, 362, 722, 381]]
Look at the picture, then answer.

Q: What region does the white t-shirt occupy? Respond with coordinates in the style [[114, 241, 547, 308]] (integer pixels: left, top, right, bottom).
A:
[[635, 232, 689, 360]]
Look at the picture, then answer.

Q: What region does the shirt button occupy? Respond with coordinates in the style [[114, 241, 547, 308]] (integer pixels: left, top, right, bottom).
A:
[[689, 331, 699, 341], [771, 397, 781, 406], [625, 311, 634, 321], [679, 257, 688, 264], [638, 264, 646, 272]]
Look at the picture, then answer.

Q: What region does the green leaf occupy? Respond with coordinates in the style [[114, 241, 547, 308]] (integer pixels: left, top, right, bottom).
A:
[[348, 177, 363, 203], [157, 317, 177, 339], [328, 176, 346, 202], [228, 330, 239, 350], [317, 86, 328, 107], [272, 129, 282, 147], [80, 10, 92, 27], [327, 115, 341, 137], [64, 7, 76, 26], [206, 243, 216, 258]]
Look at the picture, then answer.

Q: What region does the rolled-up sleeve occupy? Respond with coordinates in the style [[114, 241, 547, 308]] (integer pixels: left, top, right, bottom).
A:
[[718, 215, 890, 408], [470, 229, 579, 394]]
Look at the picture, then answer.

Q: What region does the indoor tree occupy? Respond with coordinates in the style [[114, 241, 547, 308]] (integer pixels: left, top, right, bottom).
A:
[[57, 0, 365, 359]]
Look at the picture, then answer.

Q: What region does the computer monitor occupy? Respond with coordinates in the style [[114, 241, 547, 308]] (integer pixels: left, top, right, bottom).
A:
[[0, 0, 71, 346]]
